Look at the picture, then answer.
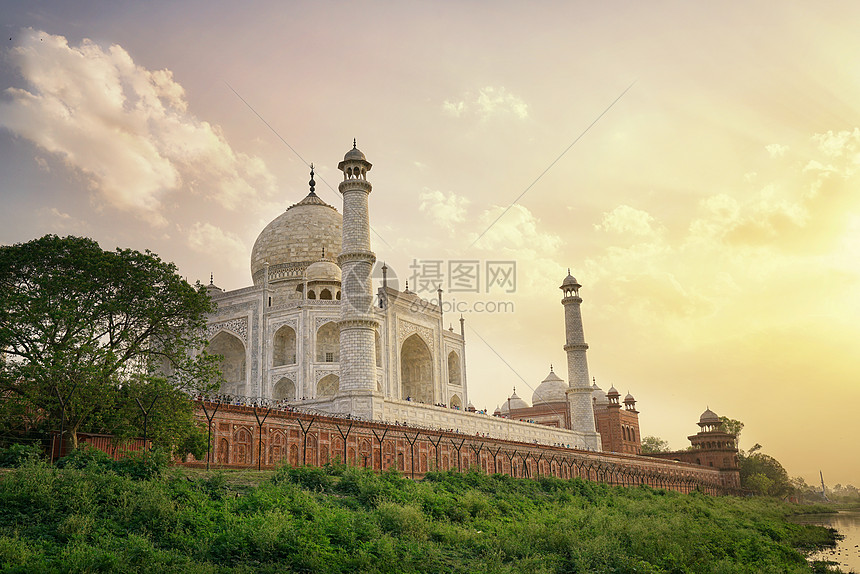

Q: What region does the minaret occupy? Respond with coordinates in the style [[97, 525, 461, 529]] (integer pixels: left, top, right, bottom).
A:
[[336, 141, 381, 418], [560, 270, 600, 447]]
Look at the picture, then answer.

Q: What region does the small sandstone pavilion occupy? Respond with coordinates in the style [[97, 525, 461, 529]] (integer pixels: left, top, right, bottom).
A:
[[204, 142, 601, 449]]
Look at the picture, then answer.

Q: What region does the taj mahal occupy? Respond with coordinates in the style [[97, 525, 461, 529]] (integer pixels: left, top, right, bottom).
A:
[[203, 143, 609, 451]]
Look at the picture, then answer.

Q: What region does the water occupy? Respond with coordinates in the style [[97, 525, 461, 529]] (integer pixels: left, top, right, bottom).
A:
[[791, 510, 860, 573]]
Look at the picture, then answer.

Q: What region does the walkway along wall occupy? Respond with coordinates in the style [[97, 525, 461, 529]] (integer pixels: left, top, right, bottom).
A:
[[188, 400, 739, 495]]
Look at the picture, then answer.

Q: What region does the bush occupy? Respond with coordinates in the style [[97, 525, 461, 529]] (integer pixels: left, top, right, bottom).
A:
[[55, 445, 113, 470], [55, 445, 168, 479], [0, 443, 44, 467]]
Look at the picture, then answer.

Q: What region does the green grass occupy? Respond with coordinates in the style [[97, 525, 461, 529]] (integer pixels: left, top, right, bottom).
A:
[[0, 461, 842, 573]]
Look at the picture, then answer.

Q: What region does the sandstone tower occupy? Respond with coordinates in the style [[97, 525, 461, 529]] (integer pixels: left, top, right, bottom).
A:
[[336, 142, 381, 419], [561, 271, 599, 445]]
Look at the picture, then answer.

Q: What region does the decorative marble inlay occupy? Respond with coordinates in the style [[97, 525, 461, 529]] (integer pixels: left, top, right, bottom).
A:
[[397, 319, 434, 347], [315, 369, 340, 382], [207, 317, 248, 343], [315, 316, 338, 331]]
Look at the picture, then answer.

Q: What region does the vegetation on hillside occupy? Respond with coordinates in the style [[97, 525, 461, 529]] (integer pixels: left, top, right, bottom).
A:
[[0, 451, 841, 573]]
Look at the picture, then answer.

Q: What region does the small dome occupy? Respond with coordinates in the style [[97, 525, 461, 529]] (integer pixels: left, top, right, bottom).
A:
[[493, 405, 501, 415], [506, 390, 529, 411], [306, 260, 341, 283], [561, 269, 580, 287], [344, 146, 366, 162], [624, 393, 636, 403], [699, 408, 720, 425], [607, 386, 620, 397], [592, 383, 608, 404], [532, 370, 568, 405]]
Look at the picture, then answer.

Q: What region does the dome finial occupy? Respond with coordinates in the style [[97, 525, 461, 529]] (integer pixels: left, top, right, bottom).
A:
[[353, 138, 357, 149], [550, 364, 553, 372], [210, 272, 213, 285], [308, 164, 316, 195]]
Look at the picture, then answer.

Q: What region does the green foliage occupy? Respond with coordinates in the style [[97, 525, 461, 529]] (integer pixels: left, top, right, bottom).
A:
[[0, 234, 220, 455], [54, 445, 168, 479], [739, 449, 795, 498], [0, 443, 44, 467], [719, 416, 744, 444], [639, 435, 670, 453], [0, 463, 838, 573]]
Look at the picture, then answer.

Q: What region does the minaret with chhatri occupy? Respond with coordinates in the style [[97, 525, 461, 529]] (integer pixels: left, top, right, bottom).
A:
[[561, 270, 601, 448], [335, 141, 382, 418]]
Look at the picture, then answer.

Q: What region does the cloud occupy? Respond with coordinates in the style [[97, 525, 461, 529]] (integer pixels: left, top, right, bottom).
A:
[[37, 206, 90, 234], [471, 204, 561, 255], [584, 128, 860, 337], [596, 205, 663, 237], [766, 143, 789, 158], [0, 29, 275, 226], [187, 222, 248, 262], [419, 189, 470, 230], [442, 86, 529, 121]]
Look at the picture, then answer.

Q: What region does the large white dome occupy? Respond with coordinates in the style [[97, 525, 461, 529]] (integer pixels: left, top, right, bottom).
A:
[[250, 191, 342, 285]]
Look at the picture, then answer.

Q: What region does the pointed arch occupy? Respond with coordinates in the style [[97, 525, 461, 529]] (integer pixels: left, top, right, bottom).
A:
[[209, 331, 246, 395], [400, 333, 433, 404], [450, 394, 462, 409], [273, 325, 297, 366], [447, 351, 461, 387], [316, 321, 339, 362], [320, 288, 332, 300], [234, 427, 252, 465], [317, 374, 339, 397], [272, 377, 296, 401]]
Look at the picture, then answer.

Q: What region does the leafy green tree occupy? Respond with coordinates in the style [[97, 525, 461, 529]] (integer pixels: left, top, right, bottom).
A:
[[640, 436, 671, 454], [0, 235, 220, 450], [738, 449, 795, 497], [718, 416, 744, 446]]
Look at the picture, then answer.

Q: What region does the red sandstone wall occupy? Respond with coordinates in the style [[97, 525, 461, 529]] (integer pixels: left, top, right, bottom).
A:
[[190, 401, 737, 495]]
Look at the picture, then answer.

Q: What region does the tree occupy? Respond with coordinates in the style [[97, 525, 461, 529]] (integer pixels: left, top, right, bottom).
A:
[[718, 416, 743, 446], [0, 235, 221, 450], [640, 436, 671, 454], [738, 449, 794, 498]]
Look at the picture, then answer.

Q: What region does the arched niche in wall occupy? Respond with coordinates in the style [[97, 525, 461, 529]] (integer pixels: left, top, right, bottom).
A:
[[317, 374, 339, 397], [272, 325, 297, 366], [272, 377, 296, 401], [400, 334, 433, 404], [447, 351, 461, 387], [316, 322, 339, 362], [209, 331, 246, 395]]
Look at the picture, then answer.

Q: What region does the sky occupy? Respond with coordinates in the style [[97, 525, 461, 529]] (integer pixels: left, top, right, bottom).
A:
[[1, 1, 858, 486]]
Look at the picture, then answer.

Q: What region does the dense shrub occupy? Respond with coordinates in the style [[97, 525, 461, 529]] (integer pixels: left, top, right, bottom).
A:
[[0, 443, 44, 467], [53, 445, 169, 480], [0, 463, 838, 573]]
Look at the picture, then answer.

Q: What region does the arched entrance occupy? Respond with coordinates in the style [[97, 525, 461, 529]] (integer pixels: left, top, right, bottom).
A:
[[400, 334, 433, 403], [209, 331, 246, 396], [317, 374, 339, 397], [272, 377, 296, 401], [316, 322, 339, 362], [272, 325, 296, 366], [448, 351, 461, 386]]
